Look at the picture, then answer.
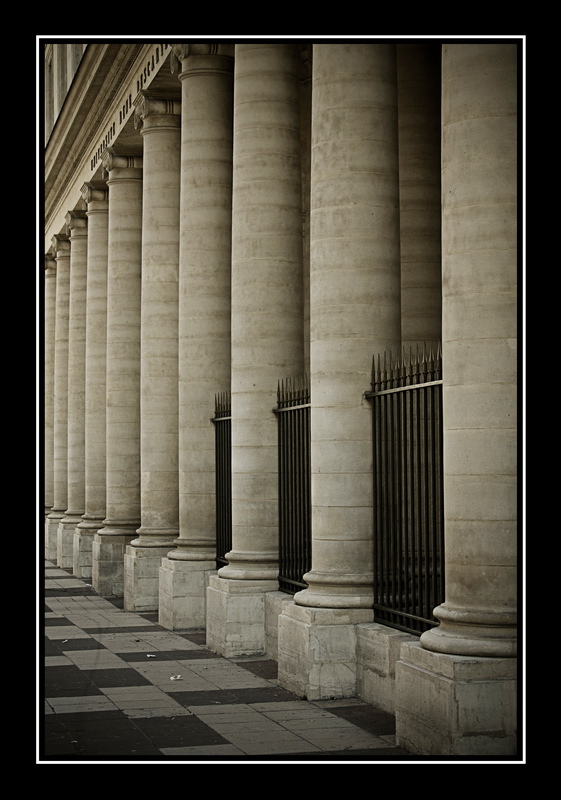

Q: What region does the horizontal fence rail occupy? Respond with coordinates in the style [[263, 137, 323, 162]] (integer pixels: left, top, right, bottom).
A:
[[212, 391, 231, 571], [365, 343, 444, 635], [274, 375, 311, 595]]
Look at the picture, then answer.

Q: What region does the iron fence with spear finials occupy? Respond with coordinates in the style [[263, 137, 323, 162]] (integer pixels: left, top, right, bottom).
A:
[[212, 391, 231, 570], [274, 375, 311, 594], [364, 343, 445, 635]]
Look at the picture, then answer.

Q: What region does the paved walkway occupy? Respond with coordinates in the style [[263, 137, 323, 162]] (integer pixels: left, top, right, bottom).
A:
[[41, 560, 414, 763]]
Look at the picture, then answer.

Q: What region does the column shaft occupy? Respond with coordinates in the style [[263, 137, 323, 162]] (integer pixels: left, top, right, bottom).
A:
[[48, 235, 70, 560], [159, 45, 234, 631], [44, 254, 58, 560], [93, 152, 143, 597], [57, 210, 88, 568], [207, 43, 305, 657], [420, 43, 518, 658], [297, 42, 402, 609], [124, 93, 181, 612], [75, 184, 109, 578]]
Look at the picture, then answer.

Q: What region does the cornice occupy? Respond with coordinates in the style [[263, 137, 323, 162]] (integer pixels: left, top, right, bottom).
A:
[[44, 43, 173, 252]]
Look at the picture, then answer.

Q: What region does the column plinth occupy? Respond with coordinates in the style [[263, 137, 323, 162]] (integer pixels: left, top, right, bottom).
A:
[[93, 151, 143, 597], [123, 92, 181, 613]]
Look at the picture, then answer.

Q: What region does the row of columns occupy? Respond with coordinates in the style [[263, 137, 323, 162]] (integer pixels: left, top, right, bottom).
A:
[[44, 43, 517, 674]]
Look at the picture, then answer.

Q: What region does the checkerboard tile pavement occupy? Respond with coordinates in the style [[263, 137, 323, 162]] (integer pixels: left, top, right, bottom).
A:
[[41, 561, 412, 762]]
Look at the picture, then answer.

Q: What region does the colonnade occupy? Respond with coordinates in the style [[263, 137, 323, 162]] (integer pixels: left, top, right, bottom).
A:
[[43, 42, 518, 754]]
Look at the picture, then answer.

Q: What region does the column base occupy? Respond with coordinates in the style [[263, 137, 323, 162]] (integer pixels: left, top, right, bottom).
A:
[[395, 640, 518, 756], [92, 530, 136, 597], [159, 557, 216, 631], [57, 517, 81, 569], [124, 544, 170, 612], [206, 574, 278, 658], [277, 602, 373, 701]]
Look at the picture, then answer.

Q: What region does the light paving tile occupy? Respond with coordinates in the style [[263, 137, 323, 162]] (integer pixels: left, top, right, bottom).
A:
[[135, 632, 200, 650], [227, 737, 321, 756], [45, 655, 75, 667], [45, 626, 93, 640], [134, 664, 219, 692], [89, 633, 160, 652], [297, 729, 395, 750], [275, 717, 358, 731], [63, 650, 128, 669], [187, 703, 254, 715], [100, 685, 191, 716], [261, 707, 342, 722]]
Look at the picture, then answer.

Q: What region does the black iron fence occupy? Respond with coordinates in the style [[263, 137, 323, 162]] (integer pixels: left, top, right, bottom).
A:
[[364, 344, 444, 635], [274, 375, 311, 594], [212, 391, 231, 570]]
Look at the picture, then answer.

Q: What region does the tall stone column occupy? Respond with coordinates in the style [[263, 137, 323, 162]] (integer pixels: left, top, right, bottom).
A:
[[57, 210, 88, 568], [74, 183, 109, 578], [206, 43, 305, 657], [397, 44, 442, 347], [396, 43, 518, 756], [93, 152, 143, 597], [47, 234, 70, 563], [159, 44, 234, 630], [124, 92, 181, 612], [44, 253, 58, 560], [278, 43, 402, 699]]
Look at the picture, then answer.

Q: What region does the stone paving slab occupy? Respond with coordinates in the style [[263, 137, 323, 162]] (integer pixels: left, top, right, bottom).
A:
[[41, 560, 411, 762]]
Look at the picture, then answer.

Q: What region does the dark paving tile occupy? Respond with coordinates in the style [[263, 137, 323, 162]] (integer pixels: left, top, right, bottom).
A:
[[106, 597, 125, 609], [44, 636, 62, 656], [236, 659, 278, 679], [81, 668, 153, 688], [133, 715, 229, 748], [80, 625, 167, 634], [44, 665, 102, 697], [44, 617, 76, 627], [230, 686, 301, 703], [45, 588, 97, 597], [55, 710, 128, 727], [171, 686, 300, 707], [327, 704, 396, 735], [180, 633, 207, 645]]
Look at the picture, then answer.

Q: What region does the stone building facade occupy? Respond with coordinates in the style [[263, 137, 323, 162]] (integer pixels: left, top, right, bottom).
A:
[[42, 39, 521, 757]]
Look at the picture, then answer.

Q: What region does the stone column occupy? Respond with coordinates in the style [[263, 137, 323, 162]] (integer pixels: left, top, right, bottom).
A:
[[57, 211, 88, 568], [396, 43, 518, 756], [278, 43, 402, 700], [159, 44, 234, 631], [124, 92, 181, 612], [44, 253, 58, 560], [206, 43, 305, 657], [397, 44, 442, 348], [74, 183, 109, 578], [93, 151, 143, 597], [47, 234, 70, 562]]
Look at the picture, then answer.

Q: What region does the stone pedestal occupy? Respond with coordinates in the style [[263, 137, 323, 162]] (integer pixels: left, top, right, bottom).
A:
[[278, 603, 373, 700], [206, 574, 278, 657], [159, 558, 216, 631], [395, 641, 517, 756], [92, 532, 132, 597]]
